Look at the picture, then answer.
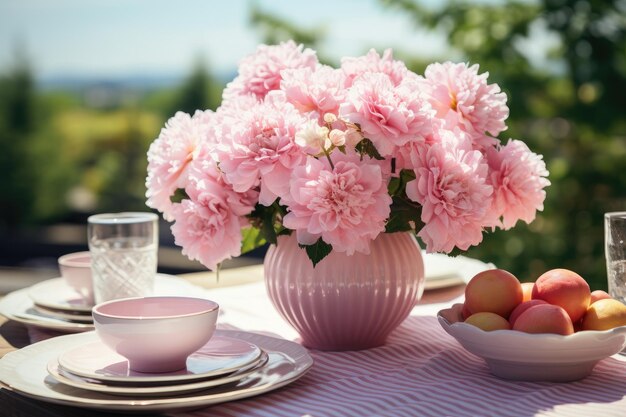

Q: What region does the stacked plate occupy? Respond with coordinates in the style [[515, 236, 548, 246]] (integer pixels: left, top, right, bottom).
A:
[[0, 330, 313, 412], [47, 332, 269, 397], [29, 279, 94, 325]]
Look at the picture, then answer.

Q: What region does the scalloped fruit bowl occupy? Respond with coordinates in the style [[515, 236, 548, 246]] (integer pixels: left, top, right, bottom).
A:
[[438, 303, 626, 382]]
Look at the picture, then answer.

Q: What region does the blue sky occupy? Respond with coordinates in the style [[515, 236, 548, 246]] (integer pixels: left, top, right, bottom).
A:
[[0, 0, 449, 80]]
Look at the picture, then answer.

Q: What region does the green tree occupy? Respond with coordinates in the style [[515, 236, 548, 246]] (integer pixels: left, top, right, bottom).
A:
[[167, 59, 221, 116], [0, 52, 37, 229], [380, 0, 626, 289]]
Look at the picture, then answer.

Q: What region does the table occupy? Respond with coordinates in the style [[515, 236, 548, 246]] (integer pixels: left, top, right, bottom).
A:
[[2, 264, 626, 417]]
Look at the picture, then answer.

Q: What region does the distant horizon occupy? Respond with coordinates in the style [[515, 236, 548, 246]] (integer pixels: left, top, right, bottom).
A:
[[34, 68, 236, 90], [0, 0, 448, 83]]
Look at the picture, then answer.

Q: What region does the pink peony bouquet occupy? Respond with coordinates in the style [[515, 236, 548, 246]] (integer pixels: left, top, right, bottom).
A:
[[146, 41, 550, 268]]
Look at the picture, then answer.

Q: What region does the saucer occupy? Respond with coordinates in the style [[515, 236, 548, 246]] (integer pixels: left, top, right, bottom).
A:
[[58, 334, 263, 385], [47, 351, 269, 396], [29, 278, 93, 313], [0, 330, 313, 413], [32, 305, 93, 323]]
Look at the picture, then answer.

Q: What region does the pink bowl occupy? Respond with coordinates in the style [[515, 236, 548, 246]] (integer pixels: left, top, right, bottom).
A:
[[92, 297, 219, 373], [58, 251, 93, 304]]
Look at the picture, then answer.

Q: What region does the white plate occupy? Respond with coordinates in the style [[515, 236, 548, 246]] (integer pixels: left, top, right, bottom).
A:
[[47, 351, 269, 397], [438, 303, 626, 382], [0, 330, 313, 413], [0, 275, 215, 333], [33, 305, 93, 323], [423, 253, 494, 290], [29, 279, 94, 313], [58, 334, 262, 384]]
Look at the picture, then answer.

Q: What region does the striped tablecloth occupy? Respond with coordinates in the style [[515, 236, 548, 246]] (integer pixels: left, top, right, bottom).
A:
[[22, 278, 626, 417], [156, 281, 626, 417]]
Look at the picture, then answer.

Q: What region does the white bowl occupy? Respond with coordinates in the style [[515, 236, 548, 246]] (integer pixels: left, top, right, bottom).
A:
[[438, 303, 626, 382], [92, 296, 219, 373]]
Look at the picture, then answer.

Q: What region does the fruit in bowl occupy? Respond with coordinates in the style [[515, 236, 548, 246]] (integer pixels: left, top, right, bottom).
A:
[[438, 268, 626, 381]]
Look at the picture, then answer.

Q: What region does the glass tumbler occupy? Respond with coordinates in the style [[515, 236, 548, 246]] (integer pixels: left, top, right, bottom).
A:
[[88, 212, 158, 304], [606, 212, 626, 304]]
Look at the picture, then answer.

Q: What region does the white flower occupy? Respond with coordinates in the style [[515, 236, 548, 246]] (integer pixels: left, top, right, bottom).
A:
[[295, 120, 330, 155], [329, 129, 346, 147], [323, 113, 338, 124]]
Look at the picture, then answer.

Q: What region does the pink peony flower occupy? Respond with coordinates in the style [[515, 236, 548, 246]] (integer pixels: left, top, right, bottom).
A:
[[341, 49, 410, 87], [146, 110, 215, 220], [340, 73, 433, 156], [170, 160, 258, 270], [281, 65, 346, 119], [281, 152, 391, 255], [223, 40, 318, 103], [215, 91, 308, 206], [486, 139, 550, 230], [423, 62, 509, 145], [406, 129, 493, 252], [394, 119, 470, 172]]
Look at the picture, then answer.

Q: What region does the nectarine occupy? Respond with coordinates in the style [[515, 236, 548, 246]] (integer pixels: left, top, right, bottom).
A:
[[590, 290, 612, 305], [464, 269, 523, 318], [521, 282, 534, 302], [508, 299, 547, 327], [512, 304, 574, 335], [531, 269, 590, 323]]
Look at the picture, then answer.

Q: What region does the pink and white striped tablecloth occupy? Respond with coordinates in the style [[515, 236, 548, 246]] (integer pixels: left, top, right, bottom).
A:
[[154, 281, 626, 417]]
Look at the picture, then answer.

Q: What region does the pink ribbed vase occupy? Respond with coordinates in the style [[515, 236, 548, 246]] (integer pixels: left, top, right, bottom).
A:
[[264, 232, 425, 351]]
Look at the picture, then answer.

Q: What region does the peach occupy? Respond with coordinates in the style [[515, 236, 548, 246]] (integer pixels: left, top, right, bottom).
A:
[[521, 282, 534, 302], [508, 299, 548, 327], [465, 312, 511, 331], [581, 299, 626, 331], [531, 269, 591, 323], [464, 269, 523, 318], [461, 303, 472, 320], [590, 290, 612, 304], [512, 304, 574, 335]]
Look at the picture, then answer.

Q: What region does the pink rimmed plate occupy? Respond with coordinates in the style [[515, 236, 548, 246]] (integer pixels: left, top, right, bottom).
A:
[[47, 352, 269, 396], [57, 334, 262, 385], [438, 303, 626, 382], [0, 329, 313, 413]]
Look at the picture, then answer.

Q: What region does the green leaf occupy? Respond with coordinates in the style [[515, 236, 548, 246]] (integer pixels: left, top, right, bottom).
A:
[[388, 177, 401, 196], [241, 227, 266, 254], [261, 207, 278, 245], [355, 138, 384, 160], [299, 238, 333, 267], [386, 196, 423, 233], [169, 188, 189, 204]]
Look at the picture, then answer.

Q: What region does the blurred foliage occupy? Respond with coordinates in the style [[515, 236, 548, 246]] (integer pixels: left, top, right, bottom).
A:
[[0, 58, 222, 228], [0, 53, 37, 229], [1, 1, 625, 290], [253, 0, 626, 289], [0, 52, 75, 228], [166, 59, 223, 116]]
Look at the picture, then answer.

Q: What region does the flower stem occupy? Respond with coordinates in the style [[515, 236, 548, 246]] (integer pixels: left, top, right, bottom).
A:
[[323, 147, 335, 170]]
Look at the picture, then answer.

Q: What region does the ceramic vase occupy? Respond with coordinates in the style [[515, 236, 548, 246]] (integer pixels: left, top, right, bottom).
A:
[[264, 232, 425, 351]]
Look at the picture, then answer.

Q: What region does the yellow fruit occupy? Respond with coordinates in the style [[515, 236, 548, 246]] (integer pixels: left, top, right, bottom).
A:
[[464, 312, 511, 331], [581, 299, 626, 331]]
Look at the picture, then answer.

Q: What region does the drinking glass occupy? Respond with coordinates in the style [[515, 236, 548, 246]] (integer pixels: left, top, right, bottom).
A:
[[605, 212, 626, 304], [88, 212, 158, 304]]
